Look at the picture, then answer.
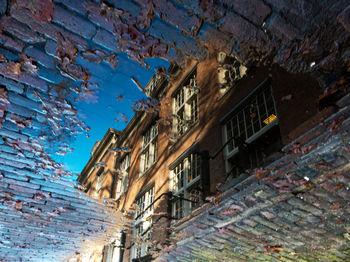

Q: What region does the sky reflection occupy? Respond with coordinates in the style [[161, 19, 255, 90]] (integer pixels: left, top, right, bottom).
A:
[[55, 56, 169, 174]]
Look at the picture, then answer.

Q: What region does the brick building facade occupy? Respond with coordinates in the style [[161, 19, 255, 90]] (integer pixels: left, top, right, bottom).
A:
[[77, 50, 335, 261], [0, 0, 349, 260]]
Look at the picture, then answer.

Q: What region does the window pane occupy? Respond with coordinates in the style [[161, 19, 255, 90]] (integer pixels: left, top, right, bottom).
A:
[[171, 154, 201, 220], [188, 154, 200, 183], [187, 184, 200, 211], [190, 96, 198, 122], [172, 193, 184, 219], [140, 124, 158, 174], [224, 84, 277, 152], [226, 120, 234, 152], [174, 162, 184, 190], [244, 107, 253, 139], [173, 71, 197, 136], [237, 111, 245, 139]]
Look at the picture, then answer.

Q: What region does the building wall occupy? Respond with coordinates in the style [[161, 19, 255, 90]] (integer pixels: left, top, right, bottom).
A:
[[79, 52, 324, 262]]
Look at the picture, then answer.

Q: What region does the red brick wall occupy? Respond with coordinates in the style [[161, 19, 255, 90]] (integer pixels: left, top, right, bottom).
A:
[[118, 54, 322, 260]]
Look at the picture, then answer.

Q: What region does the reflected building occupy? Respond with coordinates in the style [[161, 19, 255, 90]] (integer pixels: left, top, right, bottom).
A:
[[78, 50, 336, 262]]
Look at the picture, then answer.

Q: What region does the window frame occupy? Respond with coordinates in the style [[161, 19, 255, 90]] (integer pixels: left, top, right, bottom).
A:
[[94, 167, 104, 198], [172, 70, 199, 136], [131, 185, 155, 261], [170, 153, 201, 220], [222, 82, 278, 160], [221, 80, 280, 178], [139, 123, 158, 175], [115, 153, 130, 200]]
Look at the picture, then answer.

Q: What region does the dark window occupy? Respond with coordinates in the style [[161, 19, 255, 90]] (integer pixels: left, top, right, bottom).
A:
[[223, 83, 282, 180]]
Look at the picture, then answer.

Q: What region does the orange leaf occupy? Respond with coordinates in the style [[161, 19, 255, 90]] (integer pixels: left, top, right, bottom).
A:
[[331, 202, 340, 212], [264, 245, 283, 254]]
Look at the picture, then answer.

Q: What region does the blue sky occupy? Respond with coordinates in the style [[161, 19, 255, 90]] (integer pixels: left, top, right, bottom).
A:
[[54, 55, 169, 174]]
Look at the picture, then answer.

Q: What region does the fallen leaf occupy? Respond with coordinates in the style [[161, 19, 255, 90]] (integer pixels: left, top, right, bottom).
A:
[[329, 117, 344, 133], [264, 245, 283, 254], [253, 168, 271, 179], [220, 204, 243, 215], [0, 53, 7, 63], [5, 62, 21, 77], [289, 143, 315, 155], [29, 0, 54, 23], [281, 94, 293, 101], [343, 145, 350, 152], [331, 202, 340, 212], [117, 95, 124, 102]]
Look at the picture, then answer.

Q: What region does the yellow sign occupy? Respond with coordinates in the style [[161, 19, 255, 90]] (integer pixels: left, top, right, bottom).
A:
[[263, 114, 277, 125]]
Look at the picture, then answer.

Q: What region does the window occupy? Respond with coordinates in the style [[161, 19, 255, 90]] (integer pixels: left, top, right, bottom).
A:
[[222, 82, 281, 179], [144, 73, 166, 97], [140, 124, 158, 174], [115, 154, 130, 200], [95, 167, 104, 197], [102, 232, 124, 262], [170, 153, 201, 219], [131, 186, 154, 261], [217, 52, 247, 95], [173, 71, 198, 136]]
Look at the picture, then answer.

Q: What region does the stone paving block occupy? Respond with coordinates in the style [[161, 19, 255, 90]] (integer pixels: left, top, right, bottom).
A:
[[290, 208, 309, 218], [9, 184, 39, 195], [0, 151, 36, 167], [11, 8, 88, 49], [6, 103, 35, 119], [231, 223, 263, 238], [221, 0, 271, 25], [287, 197, 323, 216], [55, 0, 88, 15], [0, 16, 45, 44], [92, 28, 119, 53], [336, 188, 350, 200], [150, 18, 208, 61], [87, 4, 115, 32], [219, 11, 269, 51], [53, 4, 97, 39], [44, 39, 58, 58], [0, 127, 29, 141], [153, 0, 201, 35], [295, 166, 317, 179], [2, 121, 20, 133], [2, 170, 29, 182], [198, 22, 233, 54], [24, 46, 56, 69], [0, 64, 48, 92], [250, 215, 282, 232], [311, 188, 342, 203], [0, 76, 24, 94], [242, 218, 258, 227], [0, 33, 25, 52], [38, 67, 66, 84], [8, 92, 44, 114]]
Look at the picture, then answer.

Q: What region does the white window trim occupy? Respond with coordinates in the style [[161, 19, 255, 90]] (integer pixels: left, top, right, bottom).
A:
[[115, 154, 130, 200], [95, 169, 104, 198], [131, 186, 154, 261], [170, 153, 201, 219], [139, 124, 158, 175], [222, 84, 278, 173], [172, 73, 198, 136]]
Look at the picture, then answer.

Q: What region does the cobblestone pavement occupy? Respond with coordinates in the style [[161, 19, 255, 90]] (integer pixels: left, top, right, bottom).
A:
[[158, 103, 350, 261], [0, 0, 349, 261]]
